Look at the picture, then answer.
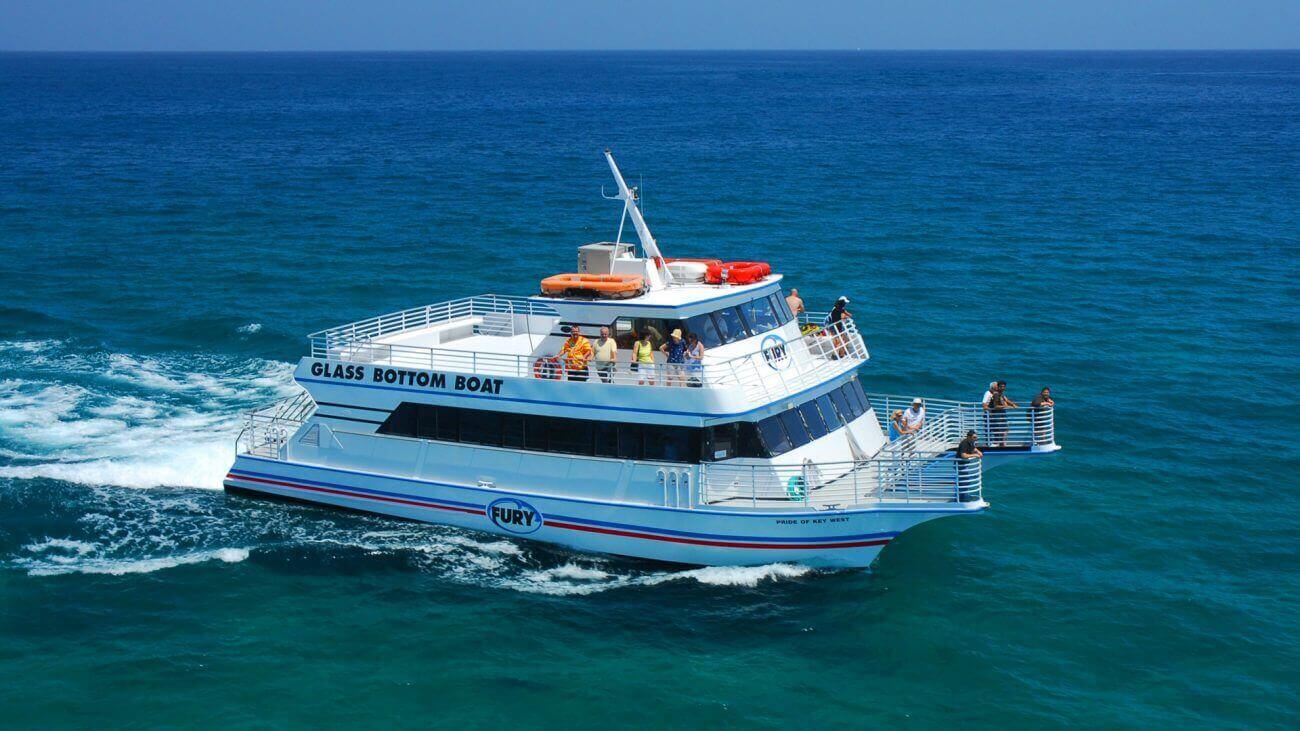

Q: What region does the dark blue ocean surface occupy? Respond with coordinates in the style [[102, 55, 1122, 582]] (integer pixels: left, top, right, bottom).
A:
[[0, 52, 1296, 728]]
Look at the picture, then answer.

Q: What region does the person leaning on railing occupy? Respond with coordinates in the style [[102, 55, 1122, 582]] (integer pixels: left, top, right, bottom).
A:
[[825, 296, 852, 359], [956, 429, 983, 503], [632, 332, 656, 386], [1031, 386, 1055, 445], [592, 326, 618, 384], [559, 325, 593, 382]]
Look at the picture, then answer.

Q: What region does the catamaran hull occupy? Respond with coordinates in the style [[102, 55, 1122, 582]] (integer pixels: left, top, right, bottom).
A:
[[223, 455, 985, 568]]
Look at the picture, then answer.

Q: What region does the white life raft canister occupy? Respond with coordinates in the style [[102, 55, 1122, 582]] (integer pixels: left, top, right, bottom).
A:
[[666, 260, 708, 283]]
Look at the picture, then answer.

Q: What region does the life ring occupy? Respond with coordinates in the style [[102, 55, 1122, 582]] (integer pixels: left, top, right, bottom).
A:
[[533, 356, 561, 380], [540, 273, 646, 299], [705, 261, 772, 285], [785, 475, 807, 501]]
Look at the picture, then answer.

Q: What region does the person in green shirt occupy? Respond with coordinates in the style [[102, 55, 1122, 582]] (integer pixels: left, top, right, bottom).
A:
[[631, 333, 656, 386]]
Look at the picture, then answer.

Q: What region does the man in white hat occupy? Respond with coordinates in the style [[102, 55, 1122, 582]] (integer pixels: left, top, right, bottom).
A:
[[902, 397, 925, 433]]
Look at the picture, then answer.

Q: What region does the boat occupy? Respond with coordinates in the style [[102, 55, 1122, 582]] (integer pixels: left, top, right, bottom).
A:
[[224, 151, 1061, 568]]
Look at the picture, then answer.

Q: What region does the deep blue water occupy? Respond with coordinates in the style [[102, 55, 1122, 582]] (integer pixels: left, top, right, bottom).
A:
[[0, 51, 1297, 728]]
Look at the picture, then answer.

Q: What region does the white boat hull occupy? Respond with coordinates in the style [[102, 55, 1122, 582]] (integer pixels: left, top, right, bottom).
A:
[[224, 455, 984, 568]]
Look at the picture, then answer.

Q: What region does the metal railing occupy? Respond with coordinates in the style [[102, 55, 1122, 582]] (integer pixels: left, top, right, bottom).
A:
[[309, 295, 558, 357], [700, 453, 982, 508], [867, 392, 1056, 449], [307, 303, 868, 401], [236, 391, 316, 459]]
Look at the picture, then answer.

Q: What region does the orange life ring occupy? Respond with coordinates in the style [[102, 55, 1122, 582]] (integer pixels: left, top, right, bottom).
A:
[[540, 273, 646, 299], [533, 356, 561, 380], [705, 261, 771, 285]]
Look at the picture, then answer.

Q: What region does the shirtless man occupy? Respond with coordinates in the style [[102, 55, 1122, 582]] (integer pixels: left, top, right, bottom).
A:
[[785, 288, 805, 318]]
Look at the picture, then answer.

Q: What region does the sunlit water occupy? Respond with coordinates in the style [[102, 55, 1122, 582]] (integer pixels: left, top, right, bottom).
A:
[[0, 51, 1296, 727]]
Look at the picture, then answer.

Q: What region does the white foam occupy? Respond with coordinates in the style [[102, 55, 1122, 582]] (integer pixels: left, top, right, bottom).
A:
[[236, 323, 263, 334], [655, 563, 813, 587], [0, 343, 296, 490], [22, 547, 250, 576]]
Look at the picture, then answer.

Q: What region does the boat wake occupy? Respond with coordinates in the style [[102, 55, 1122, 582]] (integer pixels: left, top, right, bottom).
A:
[[0, 339, 296, 489]]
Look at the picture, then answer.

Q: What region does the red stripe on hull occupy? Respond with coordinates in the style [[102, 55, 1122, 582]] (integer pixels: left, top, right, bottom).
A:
[[225, 472, 891, 551]]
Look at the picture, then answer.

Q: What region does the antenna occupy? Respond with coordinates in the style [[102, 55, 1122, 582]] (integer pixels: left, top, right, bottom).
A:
[[603, 149, 672, 288]]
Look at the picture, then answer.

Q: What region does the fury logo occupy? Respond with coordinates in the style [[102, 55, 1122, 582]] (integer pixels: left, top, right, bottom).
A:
[[487, 498, 543, 535]]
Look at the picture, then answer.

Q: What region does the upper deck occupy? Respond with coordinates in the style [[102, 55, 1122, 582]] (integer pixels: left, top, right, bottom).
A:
[[301, 293, 868, 421]]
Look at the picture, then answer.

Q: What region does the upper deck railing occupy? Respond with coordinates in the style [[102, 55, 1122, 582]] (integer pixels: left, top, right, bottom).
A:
[[309, 295, 557, 347], [307, 295, 868, 403], [237, 392, 317, 459]]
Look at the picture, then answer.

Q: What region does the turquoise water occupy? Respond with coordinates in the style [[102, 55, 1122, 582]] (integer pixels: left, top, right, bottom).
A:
[[1, 52, 1297, 728]]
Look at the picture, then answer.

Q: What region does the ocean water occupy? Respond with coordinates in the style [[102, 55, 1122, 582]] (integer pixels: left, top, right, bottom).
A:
[[0, 51, 1296, 728]]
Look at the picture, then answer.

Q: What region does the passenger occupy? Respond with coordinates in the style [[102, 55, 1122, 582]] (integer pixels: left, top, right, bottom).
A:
[[1031, 386, 1055, 445], [685, 332, 705, 387], [558, 325, 593, 382], [902, 397, 925, 434], [888, 409, 907, 441], [980, 380, 997, 441], [593, 326, 618, 384], [660, 328, 687, 387], [956, 429, 983, 502], [632, 332, 656, 386], [785, 288, 805, 318], [826, 296, 852, 358], [988, 380, 1018, 446]]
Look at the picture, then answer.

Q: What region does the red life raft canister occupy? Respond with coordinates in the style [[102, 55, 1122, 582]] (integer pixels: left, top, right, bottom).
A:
[[705, 261, 772, 285]]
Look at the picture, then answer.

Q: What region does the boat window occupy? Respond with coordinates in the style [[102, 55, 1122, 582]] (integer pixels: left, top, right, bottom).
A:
[[737, 422, 766, 458], [712, 306, 750, 344], [757, 415, 792, 456], [739, 297, 780, 334], [705, 423, 738, 461], [769, 293, 794, 324], [816, 393, 843, 427], [838, 383, 865, 418], [374, 379, 868, 464], [684, 312, 723, 348], [798, 401, 829, 439], [847, 380, 872, 415], [617, 423, 643, 460], [779, 410, 812, 448], [524, 415, 549, 452], [625, 318, 680, 351], [460, 410, 501, 447], [502, 413, 526, 448], [644, 426, 697, 462], [828, 387, 855, 424], [436, 407, 460, 442], [594, 421, 619, 458], [549, 419, 592, 455]]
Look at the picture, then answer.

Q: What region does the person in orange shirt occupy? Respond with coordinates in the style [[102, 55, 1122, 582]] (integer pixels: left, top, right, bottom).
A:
[[559, 325, 594, 382]]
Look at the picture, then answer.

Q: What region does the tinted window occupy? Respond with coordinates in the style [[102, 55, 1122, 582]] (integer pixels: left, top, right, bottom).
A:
[[839, 383, 866, 418], [798, 401, 828, 439], [706, 423, 738, 461], [436, 408, 460, 442], [737, 422, 767, 458], [713, 307, 749, 344], [617, 424, 643, 460], [460, 410, 501, 446], [549, 419, 592, 455], [829, 387, 855, 423], [524, 415, 548, 451], [770, 293, 794, 324], [757, 415, 792, 455], [685, 312, 723, 348], [644, 426, 695, 462], [780, 410, 812, 448], [502, 413, 525, 448], [594, 421, 619, 457], [817, 394, 843, 427], [846, 380, 871, 414], [739, 297, 780, 333]]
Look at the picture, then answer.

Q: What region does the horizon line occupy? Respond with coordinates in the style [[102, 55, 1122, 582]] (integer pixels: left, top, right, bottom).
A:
[[2, 48, 1297, 54]]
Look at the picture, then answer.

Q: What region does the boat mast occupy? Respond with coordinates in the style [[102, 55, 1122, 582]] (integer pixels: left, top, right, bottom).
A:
[[604, 149, 673, 288]]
